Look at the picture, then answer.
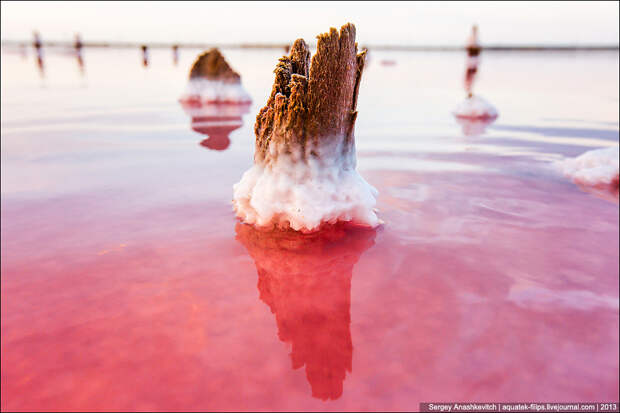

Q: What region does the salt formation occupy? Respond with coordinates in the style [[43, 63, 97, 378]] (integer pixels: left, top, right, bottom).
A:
[[233, 23, 379, 232], [235, 222, 376, 400], [453, 95, 498, 120], [559, 146, 619, 186], [180, 48, 251, 104], [452, 25, 498, 120]]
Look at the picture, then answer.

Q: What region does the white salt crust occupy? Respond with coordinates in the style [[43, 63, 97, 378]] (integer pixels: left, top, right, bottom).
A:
[[181, 79, 251, 103], [559, 146, 619, 186], [233, 140, 380, 232], [453, 95, 498, 120]]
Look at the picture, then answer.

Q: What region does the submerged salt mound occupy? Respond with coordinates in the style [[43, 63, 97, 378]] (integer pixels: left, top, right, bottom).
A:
[[560, 146, 619, 186], [233, 23, 379, 232], [180, 48, 251, 104], [453, 95, 498, 120]]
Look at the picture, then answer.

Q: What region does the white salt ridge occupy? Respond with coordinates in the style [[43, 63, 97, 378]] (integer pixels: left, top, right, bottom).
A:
[[233, 140, 380, 232], [181, 79, 251, 103], [559, 146, 619, 186], [453, 95, 498, 120]]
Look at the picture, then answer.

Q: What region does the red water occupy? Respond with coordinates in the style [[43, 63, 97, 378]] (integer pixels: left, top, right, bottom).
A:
[[1, 48, 619, 411]]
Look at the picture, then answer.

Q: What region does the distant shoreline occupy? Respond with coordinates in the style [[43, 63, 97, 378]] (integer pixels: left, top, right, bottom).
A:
[[1, 39, 618, 52]]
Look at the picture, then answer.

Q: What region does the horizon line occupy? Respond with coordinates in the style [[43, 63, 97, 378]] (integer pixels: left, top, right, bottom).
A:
[[1, 39, 619, 52]]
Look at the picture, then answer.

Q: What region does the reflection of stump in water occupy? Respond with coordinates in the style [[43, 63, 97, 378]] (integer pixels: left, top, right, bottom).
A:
[[36, 55, 45, 78], [141, 45, 149, 67], [194, 117, 241, 151], [172, 45, 179, 66], [74, 34, 85, 76], [235, 222, 376, 401], [179, 102, 250, 151], [576, 181, 619, 204], [455, 116, 495, 137], [76, 54, 85, 75]]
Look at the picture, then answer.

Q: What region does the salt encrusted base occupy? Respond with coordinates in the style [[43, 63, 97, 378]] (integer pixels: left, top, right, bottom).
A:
[[453, 95, 498, 120], [180, 80, 251, 104], [558, 146, 619, 186], [233, 141, 379, 232]]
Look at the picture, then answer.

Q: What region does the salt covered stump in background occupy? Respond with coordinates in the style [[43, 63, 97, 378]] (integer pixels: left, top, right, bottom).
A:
[[453, 25, 498, 122], [559, 146, 620, 187], [181, 48, 251, 104], [233, 23, 379, 232]]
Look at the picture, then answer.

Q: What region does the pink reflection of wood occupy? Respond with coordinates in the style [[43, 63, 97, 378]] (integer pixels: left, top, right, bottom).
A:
[[235, 222, 376, 401], [195, 119, 239, 151], [575, 181, 619, 204], [455, 116, 497, 136], [180, 101, 250, 151]]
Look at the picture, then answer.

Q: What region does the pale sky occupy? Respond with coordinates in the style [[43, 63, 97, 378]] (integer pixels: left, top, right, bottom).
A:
[[1, 1, 619, 46]]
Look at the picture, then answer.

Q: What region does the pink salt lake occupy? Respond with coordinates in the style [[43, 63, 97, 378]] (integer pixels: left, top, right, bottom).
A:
[[1, 47, 618, 411]]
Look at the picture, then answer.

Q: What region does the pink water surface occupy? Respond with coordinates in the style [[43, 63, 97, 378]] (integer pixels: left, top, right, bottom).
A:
[[1, 48, 619, 411]]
